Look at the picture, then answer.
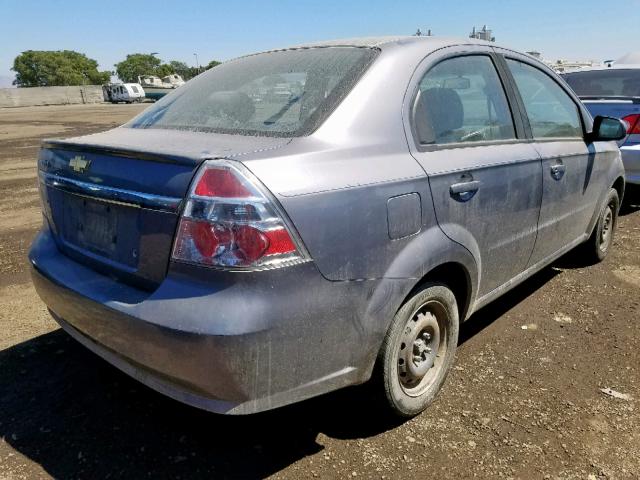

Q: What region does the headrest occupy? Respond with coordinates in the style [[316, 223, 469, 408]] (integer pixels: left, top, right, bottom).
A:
[[414, 88, 464, 144]]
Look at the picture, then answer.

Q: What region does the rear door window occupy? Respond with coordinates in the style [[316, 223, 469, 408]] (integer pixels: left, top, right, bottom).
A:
[[506, 59, 583, 139], [414, 55, 516, 145]]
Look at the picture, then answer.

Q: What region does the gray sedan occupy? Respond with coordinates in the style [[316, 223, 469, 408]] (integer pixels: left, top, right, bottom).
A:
[[30, 36, 626, 417]]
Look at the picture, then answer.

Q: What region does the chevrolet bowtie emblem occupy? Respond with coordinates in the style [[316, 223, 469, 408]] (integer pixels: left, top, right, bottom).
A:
[[69, 155, 91, 173]]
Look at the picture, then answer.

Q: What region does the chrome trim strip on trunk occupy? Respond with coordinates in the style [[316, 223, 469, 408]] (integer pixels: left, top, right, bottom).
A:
[[40, 172, 182, 213], [41, 141, 199, 166]]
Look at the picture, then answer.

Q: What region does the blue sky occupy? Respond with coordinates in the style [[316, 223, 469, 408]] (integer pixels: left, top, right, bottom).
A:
[[1, 0, 637, 85]]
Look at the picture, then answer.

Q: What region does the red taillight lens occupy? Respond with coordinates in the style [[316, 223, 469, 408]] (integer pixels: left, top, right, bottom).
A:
[[186, 220, 232, 258], [264, 227, 297, 255], [172, 160, 306, 269], [193, 221, 219, 258], [234, 225, 269, 262], [194, 168, 254, 198], [622, 114, 640, 134]]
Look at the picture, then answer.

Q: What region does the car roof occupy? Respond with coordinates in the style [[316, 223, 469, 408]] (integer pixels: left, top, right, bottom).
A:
[[246, 35, 495, 57], [288, 35, 491, 48]]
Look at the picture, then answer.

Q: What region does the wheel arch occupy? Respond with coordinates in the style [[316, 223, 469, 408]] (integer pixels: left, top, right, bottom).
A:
[[402, 261, 474, 323], [586, 174, 626, 237], [612, 175, 625, 207], [361, 258, 476, 386], [359, 227, 479, 383]]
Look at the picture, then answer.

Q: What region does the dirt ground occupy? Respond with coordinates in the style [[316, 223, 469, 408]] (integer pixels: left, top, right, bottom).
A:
[[0, 104, 639, 480]]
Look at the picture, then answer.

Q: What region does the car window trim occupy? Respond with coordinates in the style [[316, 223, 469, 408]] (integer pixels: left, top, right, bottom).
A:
[[408, 50, 527, 153], [415, 137, 529, 153], [492, 52, 533, 139], [496, 52, 589, 141]]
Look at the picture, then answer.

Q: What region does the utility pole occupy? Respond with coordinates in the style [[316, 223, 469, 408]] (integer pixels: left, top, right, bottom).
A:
[[194, 53, 200, 74]]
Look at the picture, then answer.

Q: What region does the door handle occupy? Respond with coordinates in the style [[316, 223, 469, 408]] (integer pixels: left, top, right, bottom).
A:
[[550, 164, 566, 180], [450, 180, 481, 202]]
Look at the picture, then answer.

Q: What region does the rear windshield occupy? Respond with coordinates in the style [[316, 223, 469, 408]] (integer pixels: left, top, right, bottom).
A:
[[127, 47, 378, 137], [562, 69, 640, 98]]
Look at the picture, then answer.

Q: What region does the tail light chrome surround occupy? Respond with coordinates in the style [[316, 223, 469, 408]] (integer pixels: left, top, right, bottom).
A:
[[172, 159, 309, 270]]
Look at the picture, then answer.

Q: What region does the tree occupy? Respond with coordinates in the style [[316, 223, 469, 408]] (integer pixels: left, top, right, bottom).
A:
[[115, 53, 162, 83], [206, 60, 221, 70], [166, 60, 221, 80], [154, 63, 175, 78], [115, 54, 222, 83], [165, 60, 192, 79], [12, 50, 110, 87]]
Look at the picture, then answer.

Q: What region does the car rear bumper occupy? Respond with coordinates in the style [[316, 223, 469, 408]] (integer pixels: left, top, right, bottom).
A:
[[29, 228, 402, 414], [621, 144, 640, 185]]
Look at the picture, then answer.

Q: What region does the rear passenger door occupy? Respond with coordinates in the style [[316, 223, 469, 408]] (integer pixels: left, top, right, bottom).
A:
[[500, 53, 603, 264], [406, 47, 542, 298]]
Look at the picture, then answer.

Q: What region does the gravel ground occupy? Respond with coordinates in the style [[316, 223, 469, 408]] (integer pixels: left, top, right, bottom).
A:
[[0, 104, 638, 480]]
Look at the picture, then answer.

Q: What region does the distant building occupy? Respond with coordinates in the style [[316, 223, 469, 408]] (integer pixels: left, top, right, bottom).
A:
[[523, 50, 602, 72], [470, 25, 495, 42], [414, 28, 433, 37], [546, 59, 600, 73]]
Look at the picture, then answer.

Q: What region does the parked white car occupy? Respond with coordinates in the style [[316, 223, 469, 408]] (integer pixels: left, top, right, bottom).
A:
[[102, 83, 145, 104]]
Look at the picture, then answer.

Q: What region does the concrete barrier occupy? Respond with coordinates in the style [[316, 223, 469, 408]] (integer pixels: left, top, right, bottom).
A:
[[0, 85, 104, 108]]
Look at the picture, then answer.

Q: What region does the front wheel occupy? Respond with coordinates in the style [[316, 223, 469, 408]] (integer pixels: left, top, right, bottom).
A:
[[377, 283, 459, 417], [582, 188, 619, 263]]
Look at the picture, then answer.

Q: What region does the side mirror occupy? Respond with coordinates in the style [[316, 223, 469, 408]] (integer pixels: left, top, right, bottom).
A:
[[589, 115, 627, 142]]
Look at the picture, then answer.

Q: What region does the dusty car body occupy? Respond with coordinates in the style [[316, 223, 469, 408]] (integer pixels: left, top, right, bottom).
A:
[[30, 36, 626, 416]]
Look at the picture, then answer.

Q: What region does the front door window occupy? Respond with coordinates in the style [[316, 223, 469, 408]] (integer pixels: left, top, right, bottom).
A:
[[506, 59, 583, 139]]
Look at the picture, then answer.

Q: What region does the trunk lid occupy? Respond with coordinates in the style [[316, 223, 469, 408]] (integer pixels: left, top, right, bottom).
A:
[[580, 98, 640, 120], [39, 127, 290, 290]]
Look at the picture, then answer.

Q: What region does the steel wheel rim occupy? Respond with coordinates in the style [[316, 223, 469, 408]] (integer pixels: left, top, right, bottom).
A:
[[599, 204, 614, 251], [396, 300, 448, 397]]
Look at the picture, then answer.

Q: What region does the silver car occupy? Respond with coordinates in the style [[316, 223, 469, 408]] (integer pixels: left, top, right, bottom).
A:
[[30, 36, 626, 417]]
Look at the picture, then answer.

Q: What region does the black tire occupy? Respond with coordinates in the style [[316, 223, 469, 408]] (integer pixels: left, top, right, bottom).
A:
[[377, 283, 459, 417], [582, 188, 619, 263]]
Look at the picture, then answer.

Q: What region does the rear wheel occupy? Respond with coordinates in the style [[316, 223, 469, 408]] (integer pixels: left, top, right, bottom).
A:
[[582, 188, 619, 263], [377, 283, 459, 417]]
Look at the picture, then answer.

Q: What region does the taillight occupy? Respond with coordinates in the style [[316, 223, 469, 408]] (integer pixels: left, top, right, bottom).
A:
[[622, 114, 640, 134], [172, 160, 307, 269]]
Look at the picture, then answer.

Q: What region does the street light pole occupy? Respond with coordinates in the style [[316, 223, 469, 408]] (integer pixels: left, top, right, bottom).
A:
[[194, 53, 200, 74]]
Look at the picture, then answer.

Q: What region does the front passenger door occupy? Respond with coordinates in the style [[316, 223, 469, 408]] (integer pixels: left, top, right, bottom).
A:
[[503, 56, 603, 265]]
